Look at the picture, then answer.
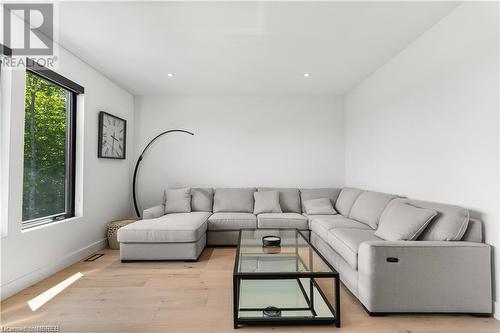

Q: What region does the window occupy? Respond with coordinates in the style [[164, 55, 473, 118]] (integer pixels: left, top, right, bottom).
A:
[[22, 60, 84, 229]]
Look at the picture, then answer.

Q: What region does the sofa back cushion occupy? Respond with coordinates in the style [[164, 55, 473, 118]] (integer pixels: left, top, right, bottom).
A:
[[461, 218, 483, 242], [213, 188, 256, 213], [403, 199, 470, 241], [258, 188, 301, 213], [191, 188, 213, 212], [349, 191, 398, 229], [335, 187, 363, 216], [374, 200, 437, 241], [300, 188, 342, 213]]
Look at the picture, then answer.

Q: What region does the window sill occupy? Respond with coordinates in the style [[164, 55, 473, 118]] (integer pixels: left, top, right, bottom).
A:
[[21, 215, 83, 233]]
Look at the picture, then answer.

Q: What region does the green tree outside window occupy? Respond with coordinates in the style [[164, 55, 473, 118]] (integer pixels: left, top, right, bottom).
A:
[[22, 72, 69, 221]]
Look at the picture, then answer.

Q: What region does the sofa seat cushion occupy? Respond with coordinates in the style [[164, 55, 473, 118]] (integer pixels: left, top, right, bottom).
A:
[[327, 228, 382, 270], [117, 212, 211, 243], [306, 214, 337, 229], [309, 216, 371, 239], [257, 213, 308, 230], [208, 212, 257, 231]]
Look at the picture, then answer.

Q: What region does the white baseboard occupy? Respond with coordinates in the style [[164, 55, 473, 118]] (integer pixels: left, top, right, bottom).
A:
[[494, 301, 499, 321], [0, 238, 107, 301]]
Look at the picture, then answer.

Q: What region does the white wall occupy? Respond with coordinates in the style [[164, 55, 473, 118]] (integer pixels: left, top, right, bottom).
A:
[[1, 65, 12, 238], [344, 2, 499, 318], [134, 95, 344, 209], [1, 46, 135, 299]]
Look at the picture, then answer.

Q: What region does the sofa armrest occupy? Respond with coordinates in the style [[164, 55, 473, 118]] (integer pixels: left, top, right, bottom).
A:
[[357, 240, 492, 314], [143, 204, 165, 219]]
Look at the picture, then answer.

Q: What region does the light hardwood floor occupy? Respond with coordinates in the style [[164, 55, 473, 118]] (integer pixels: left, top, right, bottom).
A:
[[1, 247, 498, 333]]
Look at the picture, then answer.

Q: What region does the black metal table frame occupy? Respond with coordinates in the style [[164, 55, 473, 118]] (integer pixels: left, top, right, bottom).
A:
[[233, 228, 341, 329]]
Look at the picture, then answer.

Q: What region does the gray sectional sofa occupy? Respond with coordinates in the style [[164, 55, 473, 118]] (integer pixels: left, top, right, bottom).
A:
[[117, 187, 492, 315]]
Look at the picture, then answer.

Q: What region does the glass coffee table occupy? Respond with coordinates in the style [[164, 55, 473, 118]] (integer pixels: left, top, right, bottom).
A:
[[233, 229, 340, 329]]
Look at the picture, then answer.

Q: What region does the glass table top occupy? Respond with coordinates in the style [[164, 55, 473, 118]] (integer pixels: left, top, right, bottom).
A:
[[235, 229, 337, 276]]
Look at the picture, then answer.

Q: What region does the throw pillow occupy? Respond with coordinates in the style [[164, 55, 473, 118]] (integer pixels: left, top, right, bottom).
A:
[[191, 188, 213, 212], [253, 191, 282, 214], [375, 201, 437, 241], [303, 198, 337, 215], [164, 187, 191, 214]]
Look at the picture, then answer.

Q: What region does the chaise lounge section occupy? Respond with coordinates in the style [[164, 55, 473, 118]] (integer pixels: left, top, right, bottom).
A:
[[117, 186, 492, 315], [118, 212, 210, 261]]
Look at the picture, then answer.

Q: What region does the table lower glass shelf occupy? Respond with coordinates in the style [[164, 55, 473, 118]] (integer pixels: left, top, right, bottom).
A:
[[235, 278, 337, 326]]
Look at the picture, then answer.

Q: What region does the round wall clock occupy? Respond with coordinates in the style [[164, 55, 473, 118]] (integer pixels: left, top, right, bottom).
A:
[[98, 111, 127, 159]]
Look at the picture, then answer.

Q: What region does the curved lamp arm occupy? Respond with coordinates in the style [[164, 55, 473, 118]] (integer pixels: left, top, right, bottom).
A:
[[133, 129, 194, 217]]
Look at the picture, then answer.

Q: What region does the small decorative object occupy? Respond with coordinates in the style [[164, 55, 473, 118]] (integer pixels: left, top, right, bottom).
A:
[[106, 218, 138, 249], [263, 306, 281, 318], [262, 235, 281, 247], [98, 111, 127, 159]]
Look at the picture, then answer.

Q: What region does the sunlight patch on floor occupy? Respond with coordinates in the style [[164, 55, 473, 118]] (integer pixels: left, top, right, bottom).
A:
[[27, 272, 83, 311]]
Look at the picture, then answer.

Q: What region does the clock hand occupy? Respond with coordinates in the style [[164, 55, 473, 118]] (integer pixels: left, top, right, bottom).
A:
[[110, 135, 119, 141]]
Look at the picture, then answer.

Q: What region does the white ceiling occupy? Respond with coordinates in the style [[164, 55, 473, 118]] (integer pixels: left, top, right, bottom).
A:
[[59, 1, 460, 96]]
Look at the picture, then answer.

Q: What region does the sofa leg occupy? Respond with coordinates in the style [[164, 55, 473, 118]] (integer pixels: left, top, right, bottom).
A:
[[361, 307, 491, 318], [361, 304, 386, 316], [121, 259, 199, 262]]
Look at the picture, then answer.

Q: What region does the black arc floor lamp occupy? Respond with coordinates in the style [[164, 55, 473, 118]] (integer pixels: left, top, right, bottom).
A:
[[133, 129, 194, 217]]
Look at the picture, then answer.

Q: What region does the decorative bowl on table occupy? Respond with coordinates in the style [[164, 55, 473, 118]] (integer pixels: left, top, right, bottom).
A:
[[262, 235, 281, 247]]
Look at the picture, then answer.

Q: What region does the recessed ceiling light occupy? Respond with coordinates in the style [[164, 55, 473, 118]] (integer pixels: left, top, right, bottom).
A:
[[167, 73, 174, 78], [303, 73, 310, 78]]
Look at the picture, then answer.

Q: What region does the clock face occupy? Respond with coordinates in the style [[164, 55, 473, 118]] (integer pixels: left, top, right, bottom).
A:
[[99, 112, 126, 159]]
